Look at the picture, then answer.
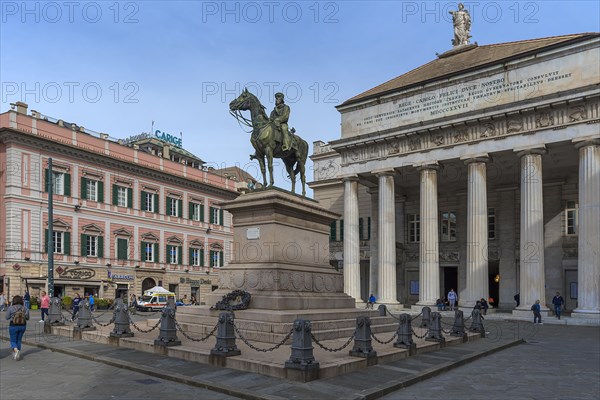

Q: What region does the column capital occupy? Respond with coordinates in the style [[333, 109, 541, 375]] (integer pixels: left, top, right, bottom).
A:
[[573, 138, 600, 150], [514, 146, 547, 158], [461, 154, 490, 165], [340, 174, 359, 182], [414, 162, 439, 172], [372, 168, 395, 177]]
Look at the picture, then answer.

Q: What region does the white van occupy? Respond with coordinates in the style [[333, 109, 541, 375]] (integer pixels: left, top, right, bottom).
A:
[[137, 286, 176, 311]]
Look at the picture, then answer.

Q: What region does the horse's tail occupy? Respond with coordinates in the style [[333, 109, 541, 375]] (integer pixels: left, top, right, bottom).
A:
[[293, 138, 309, 174]]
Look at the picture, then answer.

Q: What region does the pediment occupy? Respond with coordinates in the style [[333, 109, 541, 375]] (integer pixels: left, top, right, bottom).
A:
[[46, 219, 70, 230], [82, 223, 103, 233], [141, 232, 159, 242], [113, 228, 132, 237], [189, 239, 203, 247], [166, 236, 183, 245]]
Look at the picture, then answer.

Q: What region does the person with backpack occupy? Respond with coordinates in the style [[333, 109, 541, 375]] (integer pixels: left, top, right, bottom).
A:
[[5, 295, 30, 360]]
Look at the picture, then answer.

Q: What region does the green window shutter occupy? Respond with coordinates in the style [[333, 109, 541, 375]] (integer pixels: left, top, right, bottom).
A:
[[64, 173, 71, 196], [117, 238, 127, 260], [154, 243, 159, 262], [166, 197, 172, 215], [209, 207, 215, 224], [81, 234, 87, 256], [44, 169, 49, 192], [219, 209, 224, 226], [340, 219, 344, 241], [81, 177, 87, 199], [154, 194, 159, 213], [127, 188, 133, 208], [98, 182, 104, 203], [359, 218, 364, 240], [189, 247, 194, 266], [368, 217, 371, 240], [200, 248, 204, 266], [219, 251, 224, 267], [141, 242, 146, 261], [112, 184, 118, 205], [178, 246, 183, 265], [330, 221, 336, 241], [188, 202, 193, 220], [141, 191, 147, 211], [166, 245, 171, 262], [178, 200, 183, 218], [98, 236, 104, 258], [200, 204, 205, 222], [210, 250, 214, 267], [44, 229, 48, 253], [64, 232, 71, 255]]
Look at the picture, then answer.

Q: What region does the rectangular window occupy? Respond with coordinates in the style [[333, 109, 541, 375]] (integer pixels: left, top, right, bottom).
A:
[[408, 214, 420, 243], [53, 231, 64, 254], [168, 245, 179, 264], [191, 248, 200, 266], [144, 242, 154, 262], [329, 221, 336, 242], [145, 192, 154, 212], [169, 198, 179, 217], [440, 211, 457, 242], [488, 208, 496, 240], [86, 179, 98, 201], [52, 172, 64, 195], [210, 250, 223, 267], [340, 219, 344, 241], [565, 201, 578, 236], [86, 235, 98, 257], [117, 187, 128, 207], [359, 217, 364, 240], [117, 238, 128, 260], [191, 203, 202, 221]]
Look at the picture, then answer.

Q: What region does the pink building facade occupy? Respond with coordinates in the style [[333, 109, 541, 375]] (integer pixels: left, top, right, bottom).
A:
[[0, 102, 239, 304]]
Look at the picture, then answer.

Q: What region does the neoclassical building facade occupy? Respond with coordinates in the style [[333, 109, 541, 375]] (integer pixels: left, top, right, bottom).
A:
[[310, 33, 599, 318]]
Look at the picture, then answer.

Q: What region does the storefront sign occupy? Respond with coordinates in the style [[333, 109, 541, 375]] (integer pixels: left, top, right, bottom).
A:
[[107, 270, 134, 281], [58, 267, 96, 280], [179, 277, 211, 285]]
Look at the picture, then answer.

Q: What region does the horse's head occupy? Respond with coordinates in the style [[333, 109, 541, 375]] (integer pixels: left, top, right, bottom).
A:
[[229, 88, 256, 112]]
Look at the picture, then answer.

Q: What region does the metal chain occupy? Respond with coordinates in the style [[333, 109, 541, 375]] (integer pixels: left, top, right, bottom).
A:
[[386, 310, 401, 321], [128, 314, 162, 333], [411, 311, 423, 321], [173, 319, 218, 342], [232, 323, 293, 353], [411, 328, 428, 339], [311, 330, 356, 352], [91, 315, 115, 327], [464, 315, 472, 321], [92, 306, 115, 318], [441, 326, 452, 334], [371, 331, 398, 345]]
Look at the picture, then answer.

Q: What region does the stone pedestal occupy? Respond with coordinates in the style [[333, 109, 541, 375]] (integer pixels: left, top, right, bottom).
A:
[[207, 189, 356, 310]]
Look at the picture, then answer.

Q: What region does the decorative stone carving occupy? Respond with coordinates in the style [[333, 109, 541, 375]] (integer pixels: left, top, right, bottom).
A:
[[388, 140, 400, 154], [432, 134, 445, 146], [406, 252, 419, 262], [568, 105, 587, 122], [563, 248, 578, 259], [453, 130, 469, 143], [349, 149, 360, 161], [218, 270, 344, 293], [480, 123, 496, 138], [439, 251, 460, 262], [408, 138, 421, 151], [536, 113, 554, 128]]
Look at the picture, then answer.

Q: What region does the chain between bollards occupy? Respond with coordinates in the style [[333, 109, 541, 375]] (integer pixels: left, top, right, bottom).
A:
[[232, 323, 293, 352], [128, 313, 162, 333], [310, 329, 356, 352], [173, 318, 219, 342], [371, 331, 398, 345]]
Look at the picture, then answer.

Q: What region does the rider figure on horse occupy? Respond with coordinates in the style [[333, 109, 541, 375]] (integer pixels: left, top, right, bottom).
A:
[[270, 92, 292, 152]]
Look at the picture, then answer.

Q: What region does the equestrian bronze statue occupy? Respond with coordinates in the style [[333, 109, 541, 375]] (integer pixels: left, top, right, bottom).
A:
[[229, 88, 308, 196]]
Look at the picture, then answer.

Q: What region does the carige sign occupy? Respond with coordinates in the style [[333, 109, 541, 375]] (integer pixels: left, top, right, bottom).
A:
[[154, 129, 182, 147]]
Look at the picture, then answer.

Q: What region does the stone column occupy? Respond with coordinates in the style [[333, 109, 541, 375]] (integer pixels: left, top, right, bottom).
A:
[[514, 148, 547, 314], [463, 157, 489, 307], [368, 188, 379, 298], [377, 170, 398, 304], [574, 139, 600, 318], [343, 176, 361, 301], [417, 165, 439, 305]]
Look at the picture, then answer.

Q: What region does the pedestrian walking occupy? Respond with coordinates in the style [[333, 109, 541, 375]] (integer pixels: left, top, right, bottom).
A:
[[130, 294, 137, 315], [366, 294, 376, 309], [89, 293, 95, 312], [480, 298, 489, 315], [71, 293, 82, 321], [514, 293, 520, 308], [447, 289, 457, 311], [531, 300, 542, 324], [0, 292, 6, 312], [39, 291, 50, 322], [552, 291, 565, 320], [5, 295, 29, 360], [23, 290, 31, 309]]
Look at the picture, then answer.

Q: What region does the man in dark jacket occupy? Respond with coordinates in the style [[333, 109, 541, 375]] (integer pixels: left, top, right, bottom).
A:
[[552, 291, 565, 320]]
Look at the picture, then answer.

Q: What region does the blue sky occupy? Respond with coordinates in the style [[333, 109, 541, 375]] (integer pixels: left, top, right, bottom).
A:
[[1, 1, 599, 193]]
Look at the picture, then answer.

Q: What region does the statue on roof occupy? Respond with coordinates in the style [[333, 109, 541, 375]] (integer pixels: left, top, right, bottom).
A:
[[449, 3, 472, 47]]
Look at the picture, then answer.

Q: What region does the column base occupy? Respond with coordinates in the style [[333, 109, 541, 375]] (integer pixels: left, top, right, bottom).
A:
[[572, 310, 600, 319]]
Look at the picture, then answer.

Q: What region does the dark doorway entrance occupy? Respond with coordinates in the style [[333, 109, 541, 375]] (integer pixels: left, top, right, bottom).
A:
[[115, 284, 128, 300], [488, 261, 500, 307], [443, 267, 458, 303], [142, 278, 156, 293]]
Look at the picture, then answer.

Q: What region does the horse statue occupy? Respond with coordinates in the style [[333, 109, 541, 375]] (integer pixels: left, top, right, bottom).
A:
[[229, 88, 308, 196]]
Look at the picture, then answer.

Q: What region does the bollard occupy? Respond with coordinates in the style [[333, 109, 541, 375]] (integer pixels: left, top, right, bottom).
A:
[[110, 298, 133, 338], [393, 313, 416, 354], [469, 308, 485, 337], [420, 306, 432, 329], [450, 310, 467, 340], [47, 296, 64, 325], [154, 297, 181, 346], [285, 319, 319, 373], [210, 312, 240, 356], [349, 316, 377, 361], [378, 304, 387, 316], [425, 312, 445, 342], [75, 300, 95, 331]]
